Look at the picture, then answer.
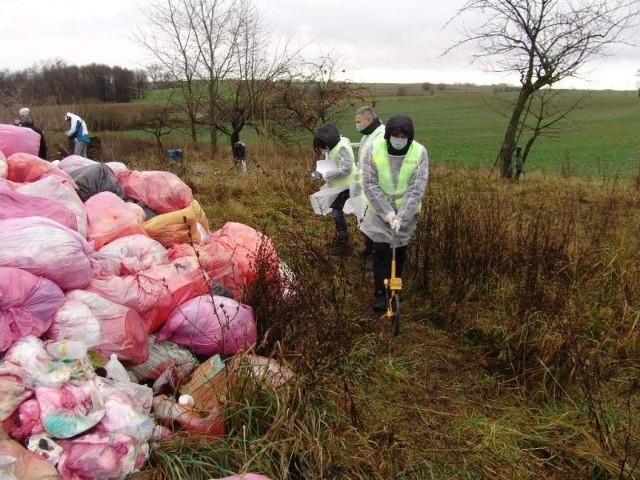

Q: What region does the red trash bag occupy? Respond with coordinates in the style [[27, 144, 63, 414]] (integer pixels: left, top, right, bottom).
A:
[[6, 152, 76, 186], [48, 289, 151, 365], [87, 256, 210, 333], [156, 295, 256, 356], [0, 124, 40, 157], [207, 222, 281, 298], [118, 169, 193, 214], [167, 241, 234, 283], [0, 266, 65, 353], [85, 191, 147, 250], [0, 182, 78, 231], [1, 399, 44, 442], [0, 217, 93, 291]]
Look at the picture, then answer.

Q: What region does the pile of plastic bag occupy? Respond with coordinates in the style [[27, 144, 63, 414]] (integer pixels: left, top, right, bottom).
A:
[[0, 148, 292, 480]]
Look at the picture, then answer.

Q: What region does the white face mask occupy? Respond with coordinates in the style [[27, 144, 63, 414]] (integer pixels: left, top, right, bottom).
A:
[[355, 122, 365, 132], [389, 136, 408, 150]]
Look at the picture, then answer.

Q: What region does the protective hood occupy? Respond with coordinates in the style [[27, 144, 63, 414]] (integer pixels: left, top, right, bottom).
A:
[[313, 123, 341, 150], [384, 115, 414, 155]]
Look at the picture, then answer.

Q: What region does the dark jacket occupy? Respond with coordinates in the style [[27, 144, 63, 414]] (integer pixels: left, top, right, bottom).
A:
[[19, 122, 48, 159]]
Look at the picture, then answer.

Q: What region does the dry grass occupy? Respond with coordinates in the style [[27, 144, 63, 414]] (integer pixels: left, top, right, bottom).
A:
[[121, 147, 640, 480]]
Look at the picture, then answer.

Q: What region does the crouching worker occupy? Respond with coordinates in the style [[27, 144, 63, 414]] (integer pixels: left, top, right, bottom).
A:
[[360, 115, 429, 312], [310, 122, 355, 254]]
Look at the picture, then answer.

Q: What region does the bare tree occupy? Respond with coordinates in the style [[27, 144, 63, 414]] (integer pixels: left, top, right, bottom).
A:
[[269, 55, 367, 137], [447, 0, 640, 178]]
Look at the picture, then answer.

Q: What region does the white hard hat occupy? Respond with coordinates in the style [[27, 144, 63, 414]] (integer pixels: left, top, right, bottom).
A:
[[18, 107, 30, 117]]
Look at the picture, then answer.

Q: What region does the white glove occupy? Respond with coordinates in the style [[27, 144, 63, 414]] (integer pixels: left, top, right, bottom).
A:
[[385, 212, 397, 225], [391, 218, 402, 233]]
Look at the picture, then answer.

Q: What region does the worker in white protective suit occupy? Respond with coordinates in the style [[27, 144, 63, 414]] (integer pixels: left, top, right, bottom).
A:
[[65, 112, 91, 158], [344, 106, 385, 259], [309, 122, 355, 254], [360, 115, 429, 312]]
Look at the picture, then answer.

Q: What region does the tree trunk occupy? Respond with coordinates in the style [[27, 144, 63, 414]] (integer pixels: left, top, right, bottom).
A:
[[499, 85, 533, 178], [209, 126, 218, 156], [231, 130, 240, 146]]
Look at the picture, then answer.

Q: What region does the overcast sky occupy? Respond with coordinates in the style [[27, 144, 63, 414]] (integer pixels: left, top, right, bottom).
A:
[[1, 0, 638, 90]]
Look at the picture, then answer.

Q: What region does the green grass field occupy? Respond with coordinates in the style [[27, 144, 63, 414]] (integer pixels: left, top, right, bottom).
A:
[[128, 86, 640, 179]]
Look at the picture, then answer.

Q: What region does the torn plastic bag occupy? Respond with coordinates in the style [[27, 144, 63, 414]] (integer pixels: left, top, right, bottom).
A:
[[0, 124, 40, 157], [6, 152, 76, 186], [84, 191, 147, 250], [0, 336, 94, 390], [0, 267, 65, 353], [57, 432, 142, 480], [35, 379, 105, 439], [207, 222, 280, 299], [0, 438, 60, 479], [16, 176, 88, 237], [93, 376, 154, 442], [167, 241, 234, 284], [156, 295, 256, 356], [86, 256, 210, 333], [0, 217, 93, 291], [69, 163, 124, 203], [91, 234, 168, 279], [141, 200, 209, 248], [152, 394, 225, 436], [228, 354, 295, 390], [0, 183, 78, 231], [1, 399, 44, 442], [117, 169, 193, 214], [48, 290, 150, 365], [128, 337, 197, 385], [26, 433, 63, 465]]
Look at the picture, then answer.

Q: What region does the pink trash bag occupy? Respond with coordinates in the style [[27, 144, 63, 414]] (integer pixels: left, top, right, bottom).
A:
[[6, 152, 76, 185], [57, 432, 142, 480], [1, 399, 44, 442], [17, 176, 88, 237], [118, 169, 193, 214], [0, 183, 78, 231], [91, 234, 168, 278], [0, 266, 65, 353], [85, 191, 147, 250], [207, 222, 281, 299], [0, 124, 40, 157], [87, 256, 210, 333], [0, 217, 93, 291], [0, 149, 8, 178], [48, 290, 150, 365], [156, 295, 256, 356]]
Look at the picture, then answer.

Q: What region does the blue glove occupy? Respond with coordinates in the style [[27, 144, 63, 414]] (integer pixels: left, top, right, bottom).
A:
[[311, 170, 323, 181]]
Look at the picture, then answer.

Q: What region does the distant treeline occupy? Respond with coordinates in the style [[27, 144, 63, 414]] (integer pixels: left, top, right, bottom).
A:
[[0, 61, 147, 104]]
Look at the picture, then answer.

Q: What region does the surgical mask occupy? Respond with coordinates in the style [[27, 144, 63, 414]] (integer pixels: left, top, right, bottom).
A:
[[355, 122, 365, 132], [389, 136, 408, 150]]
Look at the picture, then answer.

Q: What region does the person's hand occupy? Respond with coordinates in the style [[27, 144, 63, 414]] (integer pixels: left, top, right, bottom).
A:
[[311, 170, 322, 181], [391, 218, 402, 233], [385, 212, 397, 225]]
